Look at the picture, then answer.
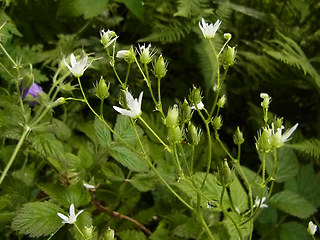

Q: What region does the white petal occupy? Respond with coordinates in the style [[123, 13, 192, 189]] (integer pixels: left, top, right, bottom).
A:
[[64, 59, 72, 72], [69, 204, 75, 217], [70, 54, 76, 68], [138, 91, 143, 106], [125, 91, 135, 109], [113, 106, 135, 118], [57, 213, 69, 223], [75, 209, 84, 218], [282, 123, 298, 142]]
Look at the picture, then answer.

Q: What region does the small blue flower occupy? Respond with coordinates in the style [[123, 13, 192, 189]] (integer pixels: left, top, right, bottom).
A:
[[22, 83, 43, 105]]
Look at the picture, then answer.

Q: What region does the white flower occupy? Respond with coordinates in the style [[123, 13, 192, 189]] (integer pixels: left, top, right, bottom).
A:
[[83, 182, 96, 190], [281, 123, 299, 143], [198, 18, 222, 39], [270, 123, 298, 148], [191, 101, 204, 110], [116, 50, 131, 59], [100, 29, 118, 48], [308, 221, 318, 235], [253, 197, 268, 208], [138, 44, 155, 64], [113, 90, 143, 118], [57, 204, 84, 224], [64, 53, 92, 78]]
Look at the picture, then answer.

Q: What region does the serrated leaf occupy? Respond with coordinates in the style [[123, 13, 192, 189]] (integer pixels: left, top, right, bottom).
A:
[[28, 132, 65, 160], [114, 115, 144, 144], [57, 0, 108, 19], [123, 0, 144, 21], [173, 217, 201, 238], [78, 121, 97, 145], [109, 143, 149, 172], [101, 162, 125, 181], [2, 176, 31, 204], [11, 201, 63, 238], [117, 229, 147, 240], [51, 118, 72, 141], [130, 172, 157, 192], [279, 221, 310, 240], [77, 146, 93, 169], [39, 183, 91, 208], [94, 118, 112, 148], [265, 147, 299, 183], [0, 12, 22, 43], [270, 190, 317, 219], [229, 176, 248, 213]]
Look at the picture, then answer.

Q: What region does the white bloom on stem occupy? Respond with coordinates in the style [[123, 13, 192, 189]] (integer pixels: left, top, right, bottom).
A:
[[116, 50, 131, 59], [113, 90, 143, 118], [308, 221, 318, 235], [191, 101, 204, 110], [83, 182, 96, 190], [64, 53, 92, 78], [270, 123, 298, 148], [57, 203, 84, 224], [138, 44, 155, 64], [253, 197, 268, 209], [100, 29, 118, 48], [198, 18, 222, 39]]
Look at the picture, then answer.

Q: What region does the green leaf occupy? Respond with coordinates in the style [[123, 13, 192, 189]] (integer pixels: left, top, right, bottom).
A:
[[130, 172, 157, 192], [39, 183, 91, 208], [114, 115, 144, 144], [109, 143, 149, 172], [0, 211, 15, 225], [77, 146, 93, 169], [173, 217, 201, 238], [78, 121, 97, 145], [0, 12, 22, 43], [57, 0, 108, 19], [11, 201, 63, 238], [94, 118, 112, 148], [241, 166, 268, 197], [101, 162, 125, 181], [265, 147, 299, 183], [270, 190, 317, 219], [229, 176, 248, 213], [123, 0, 144, 21], [2, 176, 31, 204], [28, 132, 65, 160], [285, 164, 320, 208], [279, 222, 310, 240], [117, 229, 147, 240], [51, 118, 72, 141]]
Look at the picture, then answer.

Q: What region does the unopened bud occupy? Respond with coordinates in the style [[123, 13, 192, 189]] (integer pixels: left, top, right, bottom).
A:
[[217, 159, 234, 186], [212, 116, 223, 130], [187, 123, 201, 146], [168, 126, 182, 144], [260, 93, 271, 109], [255, 128, 272, 153], [139, 44, 154, 64], [223, 46, 236, 68], [51, 97, 66, 108], [217, 95, 227, 108], [273, 117, 283, 130], [96, 77, 110, 100], [22, 71, 34, 89], [153, 54, 167, 79], [233, 127, 244, 145], [165, 105, 179, 127], [224, 33, 232, 40], [180, 99, 192, 124], [189, 86, 202, 106], [100, 29, 118, 48], [116, 47, 135, 63], [104, 227, 115, 240]]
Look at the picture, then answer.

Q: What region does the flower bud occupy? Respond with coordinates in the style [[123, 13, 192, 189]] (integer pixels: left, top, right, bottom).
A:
[[233, 127, 244, 145], [273, 117, 283, 130], [100, 29, 118, 48], [260, 93, 271, 109], [217, 159, 234, 186], [138, 44, 154, 64], [189, 86, 202, 106], [104, 227, 115, 240], [180, 99, 192, 124], [212, 116, 222, 130], [307, 221, 318, 236], [84, 226, 95, 240], [165, 105, 179, 127], [217, 95, 227, 108], [51, 97, 66, 108], [187, 123, 201, 146], [153, 54, 167, 79], [255, 128, 272, 153], [224, 33, 232, 40], [116, 47, 135, 63], [96, 77, 110, 100], [168, 126, 182, 144], [222, 46, 236, 68], [21, 71, 34, 89]]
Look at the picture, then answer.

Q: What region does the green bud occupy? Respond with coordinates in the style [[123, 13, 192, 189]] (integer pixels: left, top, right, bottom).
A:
[[139, 44, 154, 64], [187, 123, 201, 146], [273, 117, 283, 130], [217, 95, 227, 108], [165, 105, 179, 127], [260, 93, 271, 109], [51, 97, 66, 108], [255, 128, 272, 153], [168, 126, 182, 144], [217, 159, 234, 186], [96, 77, 110, 100], [224, 33, 232, 40], [103, 227, 115, 240], [233, 127, 244, 145], [270, 129, 282, 148], [84, 226, 95, 240], [100, 29, 118, 48], [223, 46, 236, 68], [212, 116, 223, 130], [189, 86, 202, 105], [153, 54, 167, 79], [22, 71, 34, 89], [180, 99, 192, 124], [116, 47, 135, 63]]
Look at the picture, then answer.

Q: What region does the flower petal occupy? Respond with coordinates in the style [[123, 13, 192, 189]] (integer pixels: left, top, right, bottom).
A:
[[282, 123, 298, 142], [57, 213, 69, 223], [70, 54, 76, 68]]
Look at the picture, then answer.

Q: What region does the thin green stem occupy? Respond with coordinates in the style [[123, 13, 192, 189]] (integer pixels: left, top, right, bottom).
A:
[[178, 144, 191, 177], [0, 126, 30, 184], [124, 62, 131, 87], [190, 145, 195, 174], [195, 193, 215, 240], [100, 99, 104, 119], [215, 131, 236, 161], [201, 122, 212, 189], [0, 43, 18, 68], [74, 223, 86, 240], [173, 144, 184, 178]]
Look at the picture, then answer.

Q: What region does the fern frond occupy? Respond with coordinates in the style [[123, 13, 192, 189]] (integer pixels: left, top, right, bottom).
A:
[[288, 138, 320, 161], [174, 0, 201, 18]]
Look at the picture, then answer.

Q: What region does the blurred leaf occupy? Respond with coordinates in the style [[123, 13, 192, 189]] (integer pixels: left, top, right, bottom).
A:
[[117, 230, 147, 240], [123, 0, 144, 21], [51, 118, 72, 141], [0, 211, 15, 225], [57, 0, 108, 19], [11, 201, 63, 238], [279, 221, 310, 240], [270, 190, 317, 219], [2, 176, 31, 204], [28, 132, 65, 160], [78, 121, 97, 145], [130, 172, 157, 192], [265, 147, 299, 183], [0, 12, 22, 43], [173, 217, 201, 238], [94, 118, 112, 148], [114, 115, 144, 144], [77, 146, 93, 169], [109, 143, 149, 172], [229, 176, 248, 213], [101, 162, 125, 181]]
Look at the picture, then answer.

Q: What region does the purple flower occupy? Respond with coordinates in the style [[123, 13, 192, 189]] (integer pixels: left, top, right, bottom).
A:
[[22, 83, 43, 105]]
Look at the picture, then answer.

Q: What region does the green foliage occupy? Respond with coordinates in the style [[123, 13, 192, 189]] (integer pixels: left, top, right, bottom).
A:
[[11, 201, 63, 238]]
